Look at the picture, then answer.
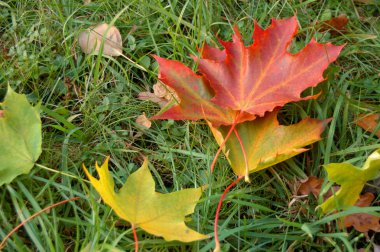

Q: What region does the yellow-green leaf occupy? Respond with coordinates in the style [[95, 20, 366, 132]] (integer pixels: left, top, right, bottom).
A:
[[210, 111, 330, 180], [0, 87, 42, 186], [319, 149, 380, 213], [83, 157, 208, 242]]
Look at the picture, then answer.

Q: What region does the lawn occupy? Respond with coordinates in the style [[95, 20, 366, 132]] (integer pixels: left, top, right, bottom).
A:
[[0, 0, 380, 251]]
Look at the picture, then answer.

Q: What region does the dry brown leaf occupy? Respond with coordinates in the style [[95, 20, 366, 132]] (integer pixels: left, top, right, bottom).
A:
[[318, 15, 349, 35], [136, 113, 151, 128], [343, 211, 380, 232], [356, 113, 380, 138], [297, 176, 324, 198], [138, 82, 179, 108], [0, 110, 4, 118], [153, 83, 168, 98], [78, 23, 122, 56], [355, 192, 375, 207], [138, 92, 168, 108], [340, 192, 380, 233]]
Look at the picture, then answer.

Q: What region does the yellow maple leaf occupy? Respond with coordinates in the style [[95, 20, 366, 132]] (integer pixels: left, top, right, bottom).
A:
[[83, 157, 208, 242]]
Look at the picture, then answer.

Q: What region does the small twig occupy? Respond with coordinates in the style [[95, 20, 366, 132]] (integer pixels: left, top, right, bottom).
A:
[[213, 176, 243, 252], [0, 196, 81, 249], [132, 224, 138, 252]]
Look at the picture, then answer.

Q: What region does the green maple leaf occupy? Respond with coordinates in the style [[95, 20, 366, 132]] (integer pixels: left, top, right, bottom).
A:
[[319, 149, 380, 213], [0, 87, 42, 186], [83, 157, 208, 242]]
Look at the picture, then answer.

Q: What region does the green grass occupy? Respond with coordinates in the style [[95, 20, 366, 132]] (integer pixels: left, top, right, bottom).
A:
[[1, 0, 380, 251]]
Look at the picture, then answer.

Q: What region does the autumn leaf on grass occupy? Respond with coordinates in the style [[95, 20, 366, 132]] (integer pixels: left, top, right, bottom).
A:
[[83, 157, 208, 242], [78, 23, 122, 56], [152, 16, 344, 126], [297, 176, 324, 198], [340, 192, 380, 233], [138, 82, 180, 109], [317, 14, 349, 35], [152, 56, 255, 126], [209, 111, 330, 178], [319, 149, 380, 213], [0, 87, 42, 186], [356, 113, 380, 138]]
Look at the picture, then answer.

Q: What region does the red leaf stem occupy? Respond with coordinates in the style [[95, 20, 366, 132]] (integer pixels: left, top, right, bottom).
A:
[[132, 224, 138, 252], [214, 176, 243, 251]]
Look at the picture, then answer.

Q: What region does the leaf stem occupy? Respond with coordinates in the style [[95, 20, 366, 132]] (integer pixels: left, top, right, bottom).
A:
[[210, 112, 242, 173], [132, 224, 138, 252], [233, 128, 250, 182], [210, 123, 236, 173], [214, 176, 243, 252], [0, 196, 80, 250]]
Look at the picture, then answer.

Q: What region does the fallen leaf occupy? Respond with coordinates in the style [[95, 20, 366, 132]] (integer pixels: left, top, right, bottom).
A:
[[341, 192, 380, 233], [345, 214, 380, 232], [152, 56, 255, 126], [197, 16, 343, 116], [297, 176, 324, 198], [83, 157, 208, 242], [78, 23, 123, 56], [319, 149, 380, 213], [209, 111, 331, 178], [136, 113, 151, 128], [152, 16, 344, 126], [356, 113, 380, 138], [355, 192, 375, 207], [138, 91, 168, 108], [138, 82, 179, 108], [0, 86, 42, 186], [318, 15, 349, 35]]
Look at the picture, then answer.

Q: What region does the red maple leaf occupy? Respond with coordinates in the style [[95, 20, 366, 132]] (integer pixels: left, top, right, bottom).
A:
[[151, 56, 255, 126], [152, 16, 344, 125]]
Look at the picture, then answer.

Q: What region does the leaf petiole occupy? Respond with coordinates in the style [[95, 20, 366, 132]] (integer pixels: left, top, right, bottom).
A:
[[233, 128, 249, 182], [210, 112, 242, 173], [213, 176, 243, 252], [132, 224, 138, 252]]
